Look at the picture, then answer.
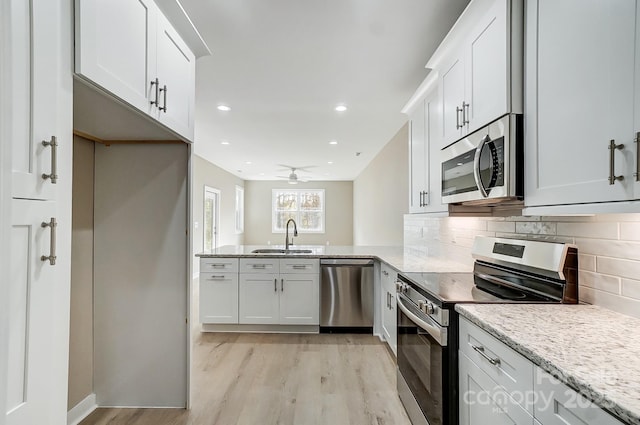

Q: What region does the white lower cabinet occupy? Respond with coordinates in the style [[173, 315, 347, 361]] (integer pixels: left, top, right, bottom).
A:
[[200, 257, 320, 326], [459, 317, 625, 425], [380, 262, 397, 355]]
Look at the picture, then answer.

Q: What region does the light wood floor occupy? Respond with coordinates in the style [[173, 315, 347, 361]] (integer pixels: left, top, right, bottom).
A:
[[80, 333, 411, 425]]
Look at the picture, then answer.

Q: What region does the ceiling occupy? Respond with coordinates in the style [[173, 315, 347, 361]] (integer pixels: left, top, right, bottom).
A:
[[180, 0, 470, 182]]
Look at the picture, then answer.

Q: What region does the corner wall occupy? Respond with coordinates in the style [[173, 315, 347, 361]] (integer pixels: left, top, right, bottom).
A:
[[353, 123, 409, 246], [405, 213, 640, 319]]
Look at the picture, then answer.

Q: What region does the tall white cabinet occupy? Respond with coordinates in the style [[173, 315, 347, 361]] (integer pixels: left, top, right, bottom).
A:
[[524, 0, 640, 211], [4, 0, 73, 424]]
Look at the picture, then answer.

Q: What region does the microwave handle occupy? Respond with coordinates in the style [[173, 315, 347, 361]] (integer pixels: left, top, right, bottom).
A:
[[473, 135, 491, 198]]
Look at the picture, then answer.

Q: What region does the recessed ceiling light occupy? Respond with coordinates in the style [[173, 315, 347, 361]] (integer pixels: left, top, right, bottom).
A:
[[221, 140, 230, 145], [329, 140, 338, 145], [334, 104, 347, 112], [245, 161, 252, 165], [217, 105, 231, 111], [327, 161, 334, 165]]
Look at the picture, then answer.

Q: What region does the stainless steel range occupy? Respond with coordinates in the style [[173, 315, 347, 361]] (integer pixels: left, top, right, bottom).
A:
[[396, 236, 578, 425]]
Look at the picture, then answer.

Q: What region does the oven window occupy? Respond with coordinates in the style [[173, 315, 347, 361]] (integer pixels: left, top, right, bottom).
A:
[[442, 149, 476, 197], [397, 306, 445, 425]]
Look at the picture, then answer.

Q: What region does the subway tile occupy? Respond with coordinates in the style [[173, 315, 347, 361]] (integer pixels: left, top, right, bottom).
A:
[[574, 238, 640, 261], [578, 270, 620, 294], [620, 222, 640, 241], [487, 221, 516, 233], [595, 213, 640, 223], [579, 287, 640, 320], [621, 278, 640, 300], [596, 257, 640, 281], [516, 221, 557, 235], [442, 217, 488, 231], [541, 215, 596, 222], [506, 216, 542, 222], [578, 254, 596, 272], [556, 222, 619, 239]]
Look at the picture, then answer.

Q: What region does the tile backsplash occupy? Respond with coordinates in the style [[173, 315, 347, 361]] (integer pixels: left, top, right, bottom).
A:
[[404, 214, 640, 319]]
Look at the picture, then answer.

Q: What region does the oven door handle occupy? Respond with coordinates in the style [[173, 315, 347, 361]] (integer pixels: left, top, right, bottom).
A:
[[473, 135, 492, 198], [397, 294, 447, 346]]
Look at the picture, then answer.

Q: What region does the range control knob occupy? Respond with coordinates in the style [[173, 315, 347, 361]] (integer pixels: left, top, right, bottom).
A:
[[417, 300, 426, 310], [424, 302, 435, 315], [395, 281, 408, 293]]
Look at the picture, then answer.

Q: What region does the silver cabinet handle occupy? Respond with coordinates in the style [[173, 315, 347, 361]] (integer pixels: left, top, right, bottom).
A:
[[150, 78, 160, 106], [281, 278, 284, 292], [292, 264, 307, 269], [274, 278, 277, 292], [40, 217, 57, 265], [471, 344, 500, 366], [252, 264, 266, 269], [386, 292, 390, 308], [41, 136, 58, 184], [456, 106, 463, 129], [635, 132, 639, 182], [608, 139, 625, 185], [159, 85, 167, 113], [208, 275, 226, 280], [419, 191, 423, 207], [462, 101, 470, 125], [210, 264, 226, 269]]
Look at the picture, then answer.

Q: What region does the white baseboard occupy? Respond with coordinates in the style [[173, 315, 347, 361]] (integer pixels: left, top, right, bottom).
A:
[[67, 393, 97, 425]]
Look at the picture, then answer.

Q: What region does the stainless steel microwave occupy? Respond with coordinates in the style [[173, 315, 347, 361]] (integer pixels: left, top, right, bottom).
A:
[[441, 114, 523, 205]]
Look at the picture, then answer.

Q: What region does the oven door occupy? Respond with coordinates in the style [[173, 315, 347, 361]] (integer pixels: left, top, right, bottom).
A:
[[396, 293, 448, 425]]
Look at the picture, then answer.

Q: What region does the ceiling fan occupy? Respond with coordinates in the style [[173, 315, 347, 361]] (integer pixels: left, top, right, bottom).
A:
[[276, 164, 315, 184]]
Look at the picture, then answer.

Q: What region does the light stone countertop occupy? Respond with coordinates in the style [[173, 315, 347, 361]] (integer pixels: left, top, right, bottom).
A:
[[456, 304, 640, 425], [196, 245, 474, 273]]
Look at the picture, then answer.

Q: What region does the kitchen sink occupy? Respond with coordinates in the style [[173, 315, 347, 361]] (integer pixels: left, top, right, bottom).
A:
[[251, 249, 313, 254]]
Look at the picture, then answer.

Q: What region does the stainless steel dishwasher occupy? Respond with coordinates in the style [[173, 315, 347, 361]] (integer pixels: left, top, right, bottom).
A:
[[320, 258, 374, 333]]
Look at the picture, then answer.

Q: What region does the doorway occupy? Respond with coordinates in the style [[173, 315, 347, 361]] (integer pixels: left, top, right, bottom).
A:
[[203, 186, 220, 251]]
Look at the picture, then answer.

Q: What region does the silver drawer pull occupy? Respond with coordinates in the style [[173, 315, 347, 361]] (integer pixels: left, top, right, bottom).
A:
[[292, 265, 307, 269], [150, 78, 160, 106], [159, 85, 167, 112], [40, 217, 57, 265], [471, 344, 500, 366], [210, 264, 226, 269], [252, 264, 266, 269], [635, 132, 639, 182], [42, 136, 58, 184], [209, 275, 225, 280], [274, 278, 277, 292]]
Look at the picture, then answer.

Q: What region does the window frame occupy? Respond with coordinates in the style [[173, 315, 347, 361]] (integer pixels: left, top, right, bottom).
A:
[[235, 185, 244, 234], [271, 188, 325, 234]]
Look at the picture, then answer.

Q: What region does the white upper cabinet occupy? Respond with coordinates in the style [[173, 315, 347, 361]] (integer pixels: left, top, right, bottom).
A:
[[428, 0, 522, 149], [524, 0, 640, 211], [75, 0, 197, 141], [408, 100, 427, 213]]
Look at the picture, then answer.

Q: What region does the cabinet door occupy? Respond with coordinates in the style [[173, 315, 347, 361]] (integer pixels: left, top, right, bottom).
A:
[[11, 0, 59, 200], [380, 264, 397, 355], [199, 273, 238, 324], [440, 53, 465, 147], [7, 200, 59, 425], [239, 274, 279, 324], [279, 274, 319, 325], [75, 0, 157, 115], [466, 0, 508, 133], [409, 103, 428, 213], [424, 88, 448, 213], [635, 4, 640, 200], [525, 0, 637, 207], [155, 12, 195, 141], [534, 369, 624, 425], [459, 352, 534, 425]]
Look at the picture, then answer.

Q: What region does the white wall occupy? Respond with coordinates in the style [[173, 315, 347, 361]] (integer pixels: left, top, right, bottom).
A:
[[244, 180, 353, 246], [93, 143, 188, 407], [353, 123, 409, 245], [192, 154, 244, 274], [405, 213, 640, 319], [68, 136, 94, 409]]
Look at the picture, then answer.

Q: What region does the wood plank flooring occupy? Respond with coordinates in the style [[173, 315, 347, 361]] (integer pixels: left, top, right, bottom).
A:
[[80, 333, 411, 425]]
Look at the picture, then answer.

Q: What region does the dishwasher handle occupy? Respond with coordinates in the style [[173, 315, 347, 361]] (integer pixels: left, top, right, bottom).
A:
[[320, 258, 374, 267]]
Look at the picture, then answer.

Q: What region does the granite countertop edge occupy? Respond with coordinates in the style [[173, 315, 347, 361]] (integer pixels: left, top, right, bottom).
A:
[[455, 305, 639, 425]]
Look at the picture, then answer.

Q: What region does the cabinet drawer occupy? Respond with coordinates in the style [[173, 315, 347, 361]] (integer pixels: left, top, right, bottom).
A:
[[280, 258, 319, 274], [459, 317, 534, 413], [534, 368, 624, 425], [200, 258, 239, 273], [240, 258, 280, 273], [199, 273, 238, 324]]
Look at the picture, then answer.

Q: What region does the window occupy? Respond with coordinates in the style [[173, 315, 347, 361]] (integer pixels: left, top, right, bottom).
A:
[[235, 185, 244, 234], [203, 186, 220, 251], [272, 189, 325, 233]]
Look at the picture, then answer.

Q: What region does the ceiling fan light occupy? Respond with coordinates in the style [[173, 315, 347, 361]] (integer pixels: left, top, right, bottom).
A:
[[288, 180, 298, 185]]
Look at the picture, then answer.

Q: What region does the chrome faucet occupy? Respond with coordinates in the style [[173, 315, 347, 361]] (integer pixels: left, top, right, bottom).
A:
[[285, 218, 298, 250]]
